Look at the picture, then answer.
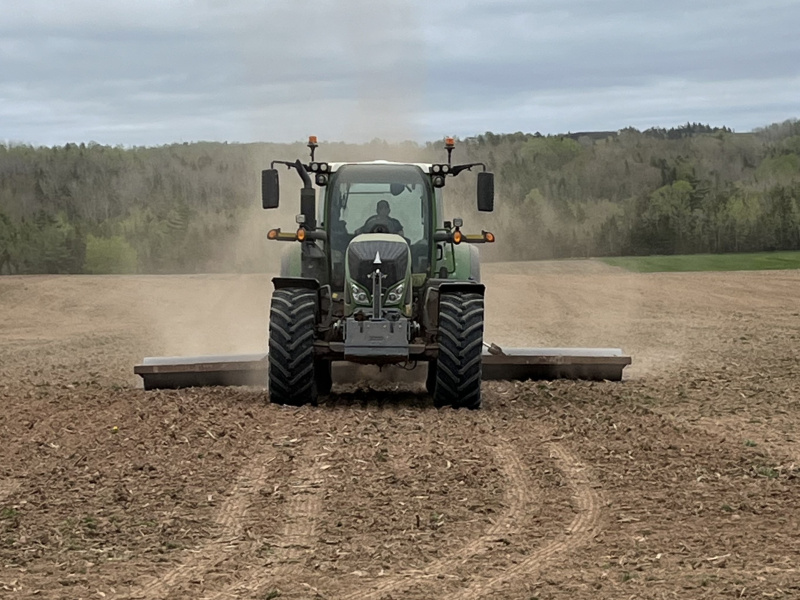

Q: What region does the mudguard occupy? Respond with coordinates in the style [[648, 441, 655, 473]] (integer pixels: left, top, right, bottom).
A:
[[435, 242, 481, 282], [421, 279, 485, 333], [272, 276, 320, 291]]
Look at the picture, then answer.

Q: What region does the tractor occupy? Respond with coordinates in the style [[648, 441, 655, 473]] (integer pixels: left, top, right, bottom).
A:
[[263, 136, 494, 409]]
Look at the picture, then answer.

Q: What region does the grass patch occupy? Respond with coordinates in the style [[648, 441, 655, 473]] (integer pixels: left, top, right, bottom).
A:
[[0, 508, 18, 520], [600, 251, 800, 273], [754, 466, 780, 479]]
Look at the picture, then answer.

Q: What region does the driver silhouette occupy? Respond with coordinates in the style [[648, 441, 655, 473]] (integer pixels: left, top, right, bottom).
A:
[[356, 199, 404, 235]]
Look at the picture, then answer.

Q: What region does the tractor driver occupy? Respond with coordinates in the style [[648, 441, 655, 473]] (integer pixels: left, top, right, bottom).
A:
[[356, 199, 404, 236]]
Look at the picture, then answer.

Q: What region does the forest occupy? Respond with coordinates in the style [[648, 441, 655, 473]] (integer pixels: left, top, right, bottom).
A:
[[0, 119, 799, 274]]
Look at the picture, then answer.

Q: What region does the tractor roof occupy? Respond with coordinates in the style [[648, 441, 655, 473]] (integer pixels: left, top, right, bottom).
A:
[[326, 160, 433, 172]]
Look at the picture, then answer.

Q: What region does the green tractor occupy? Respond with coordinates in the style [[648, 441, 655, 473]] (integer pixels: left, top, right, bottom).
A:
[[262, 136, 495, 409]]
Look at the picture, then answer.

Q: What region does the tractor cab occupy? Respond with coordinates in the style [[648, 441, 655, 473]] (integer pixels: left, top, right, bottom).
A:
[[325, 163, 434, 294]]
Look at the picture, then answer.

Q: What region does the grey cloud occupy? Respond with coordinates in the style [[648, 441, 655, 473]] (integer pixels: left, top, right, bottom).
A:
[[0, 0, 798, 146]]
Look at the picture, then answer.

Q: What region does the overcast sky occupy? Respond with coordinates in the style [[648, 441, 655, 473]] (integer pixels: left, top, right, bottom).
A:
[[1, 0, 798, 146]]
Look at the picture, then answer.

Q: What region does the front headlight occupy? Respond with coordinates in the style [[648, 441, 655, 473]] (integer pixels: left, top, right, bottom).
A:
[[350, 283, 369, 305], [386, 282, 405, 305]]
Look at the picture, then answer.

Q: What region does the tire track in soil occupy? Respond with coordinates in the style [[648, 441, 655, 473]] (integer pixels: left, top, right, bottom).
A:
[[340, 438, 538, 600], [205, 454, 326, 600], [342, 438, 603, 600], [452, 442, 603, 600], [123, 450, 275, 600]]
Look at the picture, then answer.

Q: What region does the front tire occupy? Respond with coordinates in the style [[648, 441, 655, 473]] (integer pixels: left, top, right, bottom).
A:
[[433, 291, 484, 409], [268, 288, 318, 406]]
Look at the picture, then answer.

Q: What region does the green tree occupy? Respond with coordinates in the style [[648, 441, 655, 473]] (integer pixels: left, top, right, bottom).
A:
[[0, 212, 17, 274], [84, 234, 138, 274]]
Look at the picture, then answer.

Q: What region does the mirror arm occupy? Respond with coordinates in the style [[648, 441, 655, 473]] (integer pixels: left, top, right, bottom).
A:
[[270, 159, 313, 189], [450, 162, 487, 177]]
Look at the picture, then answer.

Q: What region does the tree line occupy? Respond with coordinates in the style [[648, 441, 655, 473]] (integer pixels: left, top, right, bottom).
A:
[[0, 120, 798, 274]]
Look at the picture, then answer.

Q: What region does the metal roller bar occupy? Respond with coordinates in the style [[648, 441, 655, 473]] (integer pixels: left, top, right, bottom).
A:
[[135, 345, 631, 390], [481, 347, 631, 381], [134, 354, 268, 390]]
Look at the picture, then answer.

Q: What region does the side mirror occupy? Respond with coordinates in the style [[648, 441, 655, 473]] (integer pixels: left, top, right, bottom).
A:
[[477, 172, 494, 212], [262, 169, 279, 209]]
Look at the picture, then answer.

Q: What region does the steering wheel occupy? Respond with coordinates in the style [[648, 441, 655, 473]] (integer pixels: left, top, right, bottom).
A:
[[369, 224, 390, 234]]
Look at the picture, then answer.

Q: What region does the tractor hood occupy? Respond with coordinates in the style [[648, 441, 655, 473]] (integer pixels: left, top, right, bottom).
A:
[[346, 234, 409, 291]]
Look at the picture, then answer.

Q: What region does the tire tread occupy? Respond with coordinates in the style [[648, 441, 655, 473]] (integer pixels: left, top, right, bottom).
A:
[[268, 289, 318, 406], [433, 291, 484, 409]]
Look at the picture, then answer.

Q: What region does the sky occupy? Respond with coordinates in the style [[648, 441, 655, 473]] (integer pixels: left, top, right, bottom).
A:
[[1, 0, 798, 147]]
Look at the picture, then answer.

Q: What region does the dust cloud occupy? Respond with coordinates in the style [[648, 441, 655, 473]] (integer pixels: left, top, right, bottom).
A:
[[126, 0, 646, 376], [128, 148, 278, 359], [130, 0, 436, 362]]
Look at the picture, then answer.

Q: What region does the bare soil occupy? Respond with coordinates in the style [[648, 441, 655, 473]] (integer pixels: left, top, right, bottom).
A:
[[1, 262, 799, 599]]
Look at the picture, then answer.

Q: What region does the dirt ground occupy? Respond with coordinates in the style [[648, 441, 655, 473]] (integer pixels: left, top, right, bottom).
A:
[[1, 261, 798, 599]]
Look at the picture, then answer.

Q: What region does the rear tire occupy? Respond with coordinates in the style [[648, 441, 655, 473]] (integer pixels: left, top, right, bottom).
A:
[[433, 291, 484, 409], [268, 288, 318, 406]]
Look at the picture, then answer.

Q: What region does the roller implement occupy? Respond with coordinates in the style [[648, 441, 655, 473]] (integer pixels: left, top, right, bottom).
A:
[[135, 137, 630, 407]]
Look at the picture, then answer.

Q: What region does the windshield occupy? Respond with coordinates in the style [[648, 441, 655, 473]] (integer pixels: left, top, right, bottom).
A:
[[326, 164, 433, 287], [328, 164, 431, 244]]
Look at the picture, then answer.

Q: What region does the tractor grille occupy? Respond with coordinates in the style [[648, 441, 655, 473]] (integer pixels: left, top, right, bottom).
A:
[[347, 239, 408, 291]]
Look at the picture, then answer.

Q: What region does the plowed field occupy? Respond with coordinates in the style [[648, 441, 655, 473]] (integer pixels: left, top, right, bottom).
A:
[[1, 262, 798, 599]]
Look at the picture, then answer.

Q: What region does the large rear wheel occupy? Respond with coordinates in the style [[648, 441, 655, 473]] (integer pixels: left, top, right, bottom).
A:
[[268, 288, 318, 406], [433, 291, 484, 409]]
